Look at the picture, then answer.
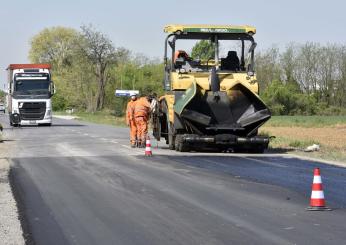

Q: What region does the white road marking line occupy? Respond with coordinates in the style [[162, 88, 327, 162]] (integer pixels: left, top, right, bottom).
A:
[[83, 133, 89, 136], [242, 157, 287, 168], [111, 140, 118, 143], [196, 156, 287, 168], [121, 144, 131, 149]]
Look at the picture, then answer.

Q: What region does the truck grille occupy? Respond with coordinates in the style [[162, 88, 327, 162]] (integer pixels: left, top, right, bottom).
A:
[[19, 102, 46, 120]]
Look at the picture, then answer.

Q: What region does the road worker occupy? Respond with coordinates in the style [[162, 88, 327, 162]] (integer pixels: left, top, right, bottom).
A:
[[126, 92, 138, 148], [174, 50, 190, 62], [134, 96, 151, 147]]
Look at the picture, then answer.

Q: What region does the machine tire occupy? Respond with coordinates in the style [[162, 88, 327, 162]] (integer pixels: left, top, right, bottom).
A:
[[175, 134, 189, 152]]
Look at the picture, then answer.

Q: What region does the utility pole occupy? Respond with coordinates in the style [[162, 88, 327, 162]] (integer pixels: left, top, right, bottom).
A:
[[133, 75, 135, 90]]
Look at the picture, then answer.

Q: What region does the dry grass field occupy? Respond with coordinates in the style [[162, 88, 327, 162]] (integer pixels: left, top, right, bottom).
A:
[[261, 116, 346, 163]]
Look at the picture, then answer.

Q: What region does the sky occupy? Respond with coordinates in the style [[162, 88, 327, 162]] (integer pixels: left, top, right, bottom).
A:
[[1, 0, 345, 89]]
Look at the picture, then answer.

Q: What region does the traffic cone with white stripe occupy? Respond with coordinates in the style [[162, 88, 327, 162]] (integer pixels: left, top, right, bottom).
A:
[[306, 168, 331, 211], [145, 136, 152, 156]]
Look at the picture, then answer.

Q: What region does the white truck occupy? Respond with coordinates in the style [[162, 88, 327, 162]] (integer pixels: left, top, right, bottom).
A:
[[7, 64, 55, 126]]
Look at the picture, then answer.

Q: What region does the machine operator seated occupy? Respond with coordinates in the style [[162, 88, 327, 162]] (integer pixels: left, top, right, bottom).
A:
[[174, 50, 191, 68], [221, 51, 240, 71], [174, 50, 202, 72]]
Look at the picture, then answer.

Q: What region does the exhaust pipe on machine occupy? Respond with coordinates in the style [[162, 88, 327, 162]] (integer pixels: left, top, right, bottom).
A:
[[210, 67, 220, 101]]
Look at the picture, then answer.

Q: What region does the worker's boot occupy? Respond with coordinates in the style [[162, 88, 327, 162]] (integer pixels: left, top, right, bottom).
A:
[[141, 139, 146, 148]]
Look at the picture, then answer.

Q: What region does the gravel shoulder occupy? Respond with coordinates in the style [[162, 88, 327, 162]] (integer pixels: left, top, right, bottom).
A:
[[0, 141, 25, 245]]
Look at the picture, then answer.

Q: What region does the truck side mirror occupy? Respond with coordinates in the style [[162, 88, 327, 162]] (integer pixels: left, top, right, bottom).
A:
[[50, 81, 56, 95]]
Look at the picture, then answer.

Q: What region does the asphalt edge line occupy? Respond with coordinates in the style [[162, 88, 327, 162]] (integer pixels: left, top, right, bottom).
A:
[[9, 160, 70, 245], [8, 160, 35, 245], [286, 153, 346, 168]]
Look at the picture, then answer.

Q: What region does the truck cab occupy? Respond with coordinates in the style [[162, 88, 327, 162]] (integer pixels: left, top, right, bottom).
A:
[[7, 64, 55, 126]]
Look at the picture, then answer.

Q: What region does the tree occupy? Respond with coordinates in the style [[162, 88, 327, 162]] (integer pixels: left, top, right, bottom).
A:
[[77, 25, 119, 110], [280, 43, 297, 84], [29, 27, 78, 68], [191, 40, 215, 60], [255, 46, 281, 92], [29, 27, 84, 111]]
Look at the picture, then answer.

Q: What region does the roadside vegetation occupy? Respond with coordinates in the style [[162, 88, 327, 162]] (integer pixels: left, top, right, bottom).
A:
[[29, 27, 346, 116], [55, 110, 126, 126], [265, 115, 346, 127]]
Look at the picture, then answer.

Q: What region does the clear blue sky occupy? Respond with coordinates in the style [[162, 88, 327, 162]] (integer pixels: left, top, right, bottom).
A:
[[1, 0, 345, 88]]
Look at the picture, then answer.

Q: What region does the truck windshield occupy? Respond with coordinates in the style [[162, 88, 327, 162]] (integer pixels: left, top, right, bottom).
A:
[[14, 73, 50, 95], [15, 80, 49, 94]]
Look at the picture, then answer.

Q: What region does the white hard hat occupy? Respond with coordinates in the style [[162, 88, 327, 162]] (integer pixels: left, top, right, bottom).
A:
[[129, 91, 137, 97]]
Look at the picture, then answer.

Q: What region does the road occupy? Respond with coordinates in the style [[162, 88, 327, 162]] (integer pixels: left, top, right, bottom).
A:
[[1, 113, 346, 245]]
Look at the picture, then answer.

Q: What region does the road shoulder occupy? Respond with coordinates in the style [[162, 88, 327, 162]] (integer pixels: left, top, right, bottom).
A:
[[0, 156, 25, 245]]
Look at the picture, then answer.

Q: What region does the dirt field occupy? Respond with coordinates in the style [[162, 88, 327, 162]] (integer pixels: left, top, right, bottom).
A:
[[262, 125, 346, 150], [261, 125, 346, 163]]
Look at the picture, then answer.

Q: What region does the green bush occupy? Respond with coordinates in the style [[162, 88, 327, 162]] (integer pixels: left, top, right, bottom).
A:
[[316, 105, 346, 116], [52, 93, 67, 111], [262, 80, 318, 116]]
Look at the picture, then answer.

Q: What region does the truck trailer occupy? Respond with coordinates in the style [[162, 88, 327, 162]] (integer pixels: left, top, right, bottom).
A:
[[6, 64, 55, 126]]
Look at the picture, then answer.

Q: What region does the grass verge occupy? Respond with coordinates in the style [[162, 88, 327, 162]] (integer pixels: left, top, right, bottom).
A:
[[266, 115, 346, 127], [54, 110, 126, 127]]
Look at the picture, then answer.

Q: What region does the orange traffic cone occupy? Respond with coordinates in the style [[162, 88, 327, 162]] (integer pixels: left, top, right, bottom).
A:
[[306, 168, 331, 211], [145, 136, 152, 156]]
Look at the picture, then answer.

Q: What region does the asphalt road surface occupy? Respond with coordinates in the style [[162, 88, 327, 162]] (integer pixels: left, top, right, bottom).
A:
[[1, 113, 346, 245]]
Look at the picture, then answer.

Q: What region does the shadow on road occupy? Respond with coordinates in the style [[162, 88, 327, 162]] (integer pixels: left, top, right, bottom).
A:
[[158, 145, 295, 154], [48, 124, 85, 127], [3, 124, 86, 129]]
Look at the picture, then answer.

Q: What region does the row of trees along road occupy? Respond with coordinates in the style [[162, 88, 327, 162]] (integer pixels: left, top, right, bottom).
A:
[[256, 43, 346, 115], [29, 27, 346, 116], [29, 26, 163, 114]]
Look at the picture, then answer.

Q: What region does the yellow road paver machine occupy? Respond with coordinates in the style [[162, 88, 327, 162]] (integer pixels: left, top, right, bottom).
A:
[[152, 24, 271, 152]]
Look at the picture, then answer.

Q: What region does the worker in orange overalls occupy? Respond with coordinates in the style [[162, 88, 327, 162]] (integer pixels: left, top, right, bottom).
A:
[[126, 92, 138, 148], [134, 95, 151, 148]]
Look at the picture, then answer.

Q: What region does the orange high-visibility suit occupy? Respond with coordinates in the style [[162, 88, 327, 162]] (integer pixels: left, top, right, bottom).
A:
[[134, 97, 151, 146], [126, 99, 137, 146]]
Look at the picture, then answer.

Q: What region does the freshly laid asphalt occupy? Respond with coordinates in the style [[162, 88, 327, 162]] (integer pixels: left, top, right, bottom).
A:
[[1, 114, 346, 245]]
